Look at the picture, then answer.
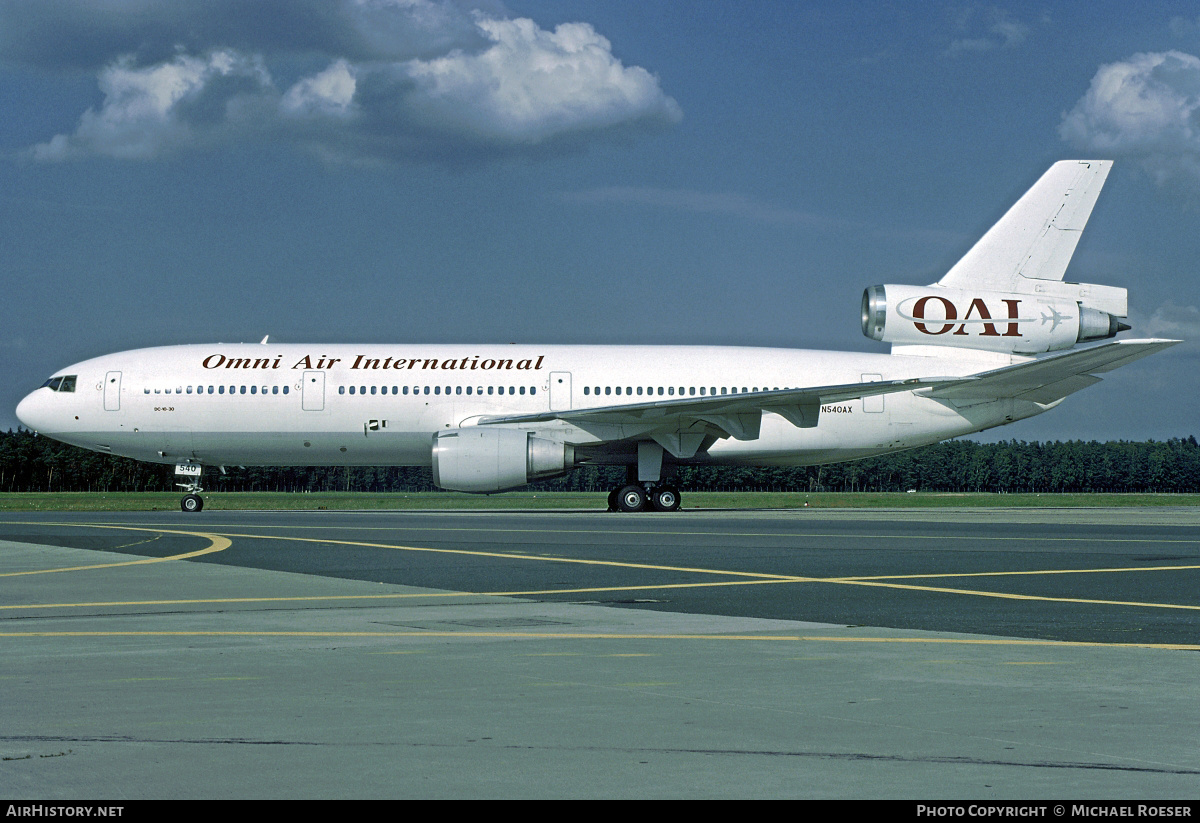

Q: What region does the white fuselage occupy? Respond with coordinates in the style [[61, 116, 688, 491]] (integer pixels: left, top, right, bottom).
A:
[[16, 342, 1036, 470]]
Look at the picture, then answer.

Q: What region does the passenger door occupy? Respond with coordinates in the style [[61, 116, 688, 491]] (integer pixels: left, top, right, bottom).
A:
[[104, 371, 122, 411]]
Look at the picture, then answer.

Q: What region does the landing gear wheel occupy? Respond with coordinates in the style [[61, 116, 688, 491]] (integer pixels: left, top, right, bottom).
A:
[[181, 494, 204, 513], [607, 488, 620, 512], [616, 485, 647, 512], [650, 485, 681, 512]]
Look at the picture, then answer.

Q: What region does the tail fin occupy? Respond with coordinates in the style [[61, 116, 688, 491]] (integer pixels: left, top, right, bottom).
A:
[[937, 160, 1111, 291], [862, 160, 1131, 355]]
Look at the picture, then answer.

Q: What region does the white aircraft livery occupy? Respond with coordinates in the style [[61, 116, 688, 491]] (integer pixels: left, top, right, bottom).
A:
[[16, 161, 1180, 512]]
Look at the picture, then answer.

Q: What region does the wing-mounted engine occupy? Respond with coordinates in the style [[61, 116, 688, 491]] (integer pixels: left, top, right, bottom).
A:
[[431, 428, 574, 493], [861, 283, 1130, 355]]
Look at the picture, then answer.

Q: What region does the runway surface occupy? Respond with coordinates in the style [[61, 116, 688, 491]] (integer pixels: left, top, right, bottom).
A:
[[2, 507, 1199, 798]]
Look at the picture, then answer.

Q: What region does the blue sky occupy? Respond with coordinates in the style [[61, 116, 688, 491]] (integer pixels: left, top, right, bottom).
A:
[[2, 1, 1198, 442]]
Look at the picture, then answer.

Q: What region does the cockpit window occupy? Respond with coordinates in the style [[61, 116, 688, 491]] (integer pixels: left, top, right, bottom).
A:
[[40, 375, 77, 393]]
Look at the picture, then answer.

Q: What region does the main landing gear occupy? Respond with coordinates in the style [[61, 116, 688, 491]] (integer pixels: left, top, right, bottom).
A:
[[607, 483, 682, 513], [605, 442, 682, 512]]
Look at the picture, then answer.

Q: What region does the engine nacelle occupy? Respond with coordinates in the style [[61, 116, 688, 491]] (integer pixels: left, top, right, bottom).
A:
[[861, 285, 1129, 354], [431, 428, 574, 493]]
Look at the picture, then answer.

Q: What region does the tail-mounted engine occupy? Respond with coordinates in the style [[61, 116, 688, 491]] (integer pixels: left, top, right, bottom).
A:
[[861, 284, 1130, 355]]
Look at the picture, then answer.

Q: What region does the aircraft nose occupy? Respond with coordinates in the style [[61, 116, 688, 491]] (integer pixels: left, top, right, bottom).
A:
[[15, 389, 50, 433]]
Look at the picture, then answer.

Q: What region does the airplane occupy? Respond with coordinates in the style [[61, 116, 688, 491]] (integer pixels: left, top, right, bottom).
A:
[[16, 160, 1180, 513]]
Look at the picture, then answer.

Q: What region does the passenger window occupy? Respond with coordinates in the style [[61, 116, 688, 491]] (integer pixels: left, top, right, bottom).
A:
[[519, 386, 525, 395], [219, 386, 225, 394], [456, 386, 462, 395], [250, 386, 256, 395], [530, 387, 535, 395]]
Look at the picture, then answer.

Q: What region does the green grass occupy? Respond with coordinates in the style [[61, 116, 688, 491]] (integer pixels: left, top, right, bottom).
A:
[[1, 490, 1199, 512]]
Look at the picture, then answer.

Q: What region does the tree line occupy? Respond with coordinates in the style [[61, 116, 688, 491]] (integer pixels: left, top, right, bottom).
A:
[[2, 428, 1199, 495]]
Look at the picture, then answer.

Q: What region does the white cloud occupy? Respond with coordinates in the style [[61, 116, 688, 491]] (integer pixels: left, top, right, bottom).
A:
[[33, 50, 273, 161], [1144, 302, 1200, 340], [1059, 51, 1200, 187], [946, 7, 1030, 55], [563, 186, 838, 229], [24, 6, 680, 163], [398, 18, 682, 145], [283, 59, 358, 118]]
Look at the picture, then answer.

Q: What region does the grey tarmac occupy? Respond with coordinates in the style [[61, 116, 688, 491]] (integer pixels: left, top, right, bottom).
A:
[[1, 508, 1198, 799]]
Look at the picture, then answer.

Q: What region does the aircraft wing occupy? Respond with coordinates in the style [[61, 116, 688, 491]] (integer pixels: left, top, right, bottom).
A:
[[478, 339, 1178, 452], [923, 338, 1180, 405], [478, 376, 953, 444], [937, 160, 1112, 291]]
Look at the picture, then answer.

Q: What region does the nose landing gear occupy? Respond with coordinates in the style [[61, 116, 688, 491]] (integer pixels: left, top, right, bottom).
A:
[[175, 463, 204, 512]]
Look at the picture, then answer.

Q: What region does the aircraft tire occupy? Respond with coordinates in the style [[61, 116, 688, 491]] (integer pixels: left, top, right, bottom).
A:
[[650, 485, 681, 512], [181, 494, 204, 513], [616, 485, 647, 512], [607, 488, 620, 512]]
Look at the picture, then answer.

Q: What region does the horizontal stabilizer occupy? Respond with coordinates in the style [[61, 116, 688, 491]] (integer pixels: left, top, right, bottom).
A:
[[938, 160, 1111, 292], [925, 339, 1179, 404]]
